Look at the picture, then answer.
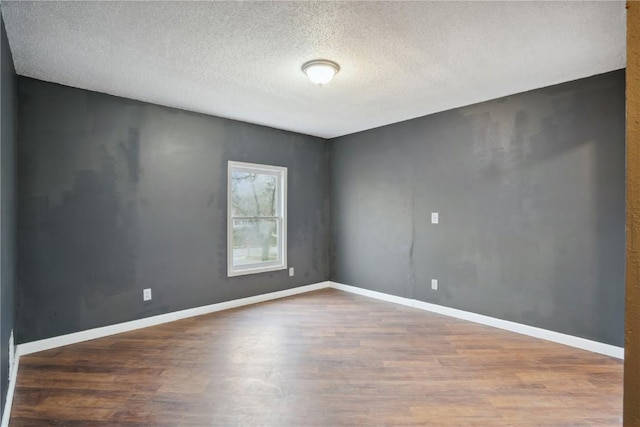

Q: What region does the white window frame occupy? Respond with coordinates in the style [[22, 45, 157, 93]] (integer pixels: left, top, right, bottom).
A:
[[227, 161, 287, 277]]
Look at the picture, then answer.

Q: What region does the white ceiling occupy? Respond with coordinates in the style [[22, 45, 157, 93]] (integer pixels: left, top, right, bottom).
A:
[[1, 1, 626, 139]]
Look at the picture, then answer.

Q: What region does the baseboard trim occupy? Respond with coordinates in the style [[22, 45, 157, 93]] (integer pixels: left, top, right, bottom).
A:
[[18, 281, 332, 356], [17, 280, 623, 359], [1, 351, 20, 427], [10, 277, 623, 426], [329, 281, 624, 360]]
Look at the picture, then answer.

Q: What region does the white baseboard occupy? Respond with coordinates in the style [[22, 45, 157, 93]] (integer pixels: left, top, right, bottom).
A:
[[3, 281, 331, 426], [331, 282, 416, 307], [16, 280, 624, 359], [18, 281, 331, 356], [4, 278, 622, 426], [1, 351, 20, 427], [329, 281, 624, 359]]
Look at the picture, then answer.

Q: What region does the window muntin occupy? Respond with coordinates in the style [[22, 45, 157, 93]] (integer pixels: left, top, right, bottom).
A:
[[228, 161, 287, 276]]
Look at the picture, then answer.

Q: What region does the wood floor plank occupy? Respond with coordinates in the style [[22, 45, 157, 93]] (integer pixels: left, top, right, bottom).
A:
[[9, 289, 622, 426]]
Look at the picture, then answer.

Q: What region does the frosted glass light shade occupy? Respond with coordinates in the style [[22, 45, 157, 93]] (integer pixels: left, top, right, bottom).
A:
[[302, 60, 340, 85]]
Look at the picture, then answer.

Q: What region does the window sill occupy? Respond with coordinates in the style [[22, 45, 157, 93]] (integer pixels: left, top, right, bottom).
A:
[[228, 264, 287, 277]]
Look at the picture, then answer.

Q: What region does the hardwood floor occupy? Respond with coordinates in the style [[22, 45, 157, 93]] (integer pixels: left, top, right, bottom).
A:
[[10, 289, 622, 426]]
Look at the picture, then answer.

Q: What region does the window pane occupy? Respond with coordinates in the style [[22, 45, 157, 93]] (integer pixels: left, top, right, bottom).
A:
[[232, 219, 279, 267], [231, 171, 278, 217]]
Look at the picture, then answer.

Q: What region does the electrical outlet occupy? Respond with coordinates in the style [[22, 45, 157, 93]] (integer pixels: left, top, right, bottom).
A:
[[143, 288, 152, 301], [289, 267, 294, 276], [431, 212, 439, 224], [431, 279, 438, 290]]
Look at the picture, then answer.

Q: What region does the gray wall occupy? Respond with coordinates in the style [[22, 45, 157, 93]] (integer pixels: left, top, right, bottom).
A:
[[13, 67, 626, 348], [331, 70, 625, 346], [17, 77, 330, 343], [0, 15, 17, 417]]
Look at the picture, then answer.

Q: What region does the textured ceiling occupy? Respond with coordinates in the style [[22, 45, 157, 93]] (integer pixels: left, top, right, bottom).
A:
[[1, 1, 627, 139]]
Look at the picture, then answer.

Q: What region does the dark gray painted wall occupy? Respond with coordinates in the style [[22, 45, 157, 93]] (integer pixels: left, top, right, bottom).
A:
[[17, 77, 330, 343], [14, 67, 626, 349], [331, 70, 625, 346], [0, 15, 17, 417]]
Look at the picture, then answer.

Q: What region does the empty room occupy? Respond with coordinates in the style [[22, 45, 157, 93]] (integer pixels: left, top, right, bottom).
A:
[[0, 1, 638, 426]]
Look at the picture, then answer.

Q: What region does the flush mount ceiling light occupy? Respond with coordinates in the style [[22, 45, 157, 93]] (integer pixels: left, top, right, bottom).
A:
[[302, 59, 340, 85]]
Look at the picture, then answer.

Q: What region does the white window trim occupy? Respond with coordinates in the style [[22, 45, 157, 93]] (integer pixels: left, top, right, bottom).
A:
[[227, 161, 287, 277]]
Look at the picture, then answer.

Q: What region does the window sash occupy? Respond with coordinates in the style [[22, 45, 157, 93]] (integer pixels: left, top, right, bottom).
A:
[[232, 216, 279, 220], [228, 161, 287, 277], [231, 217, 282, 271]]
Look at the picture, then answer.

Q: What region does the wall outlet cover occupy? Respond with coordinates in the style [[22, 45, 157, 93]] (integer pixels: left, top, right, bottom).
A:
[[431, 279, 438, 290], [143, 288, 152, 301]]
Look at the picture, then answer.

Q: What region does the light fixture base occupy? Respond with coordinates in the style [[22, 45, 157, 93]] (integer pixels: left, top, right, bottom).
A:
[[302, 59, 340, 85]]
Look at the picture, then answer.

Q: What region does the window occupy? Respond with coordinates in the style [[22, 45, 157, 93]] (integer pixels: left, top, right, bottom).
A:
[[228, 161, 287, 277]]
